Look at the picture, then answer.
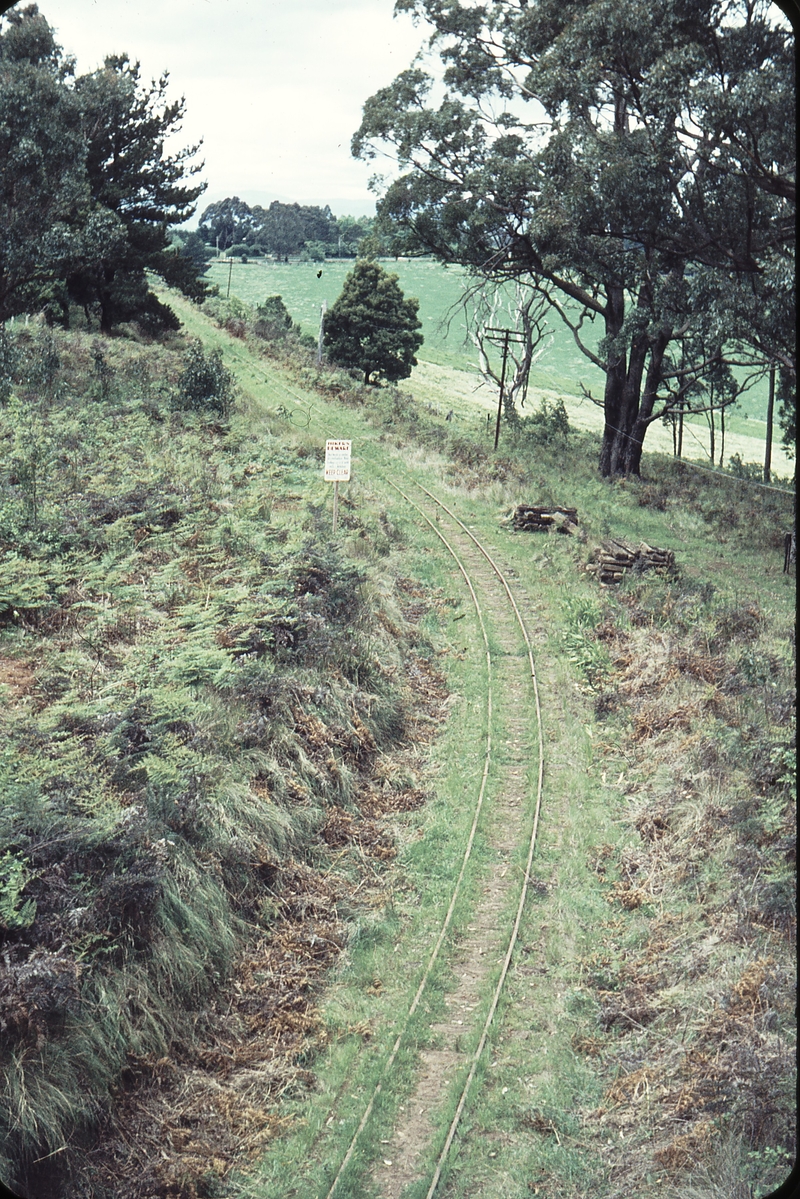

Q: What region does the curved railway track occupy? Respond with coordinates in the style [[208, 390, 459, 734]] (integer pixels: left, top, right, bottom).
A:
[[323, 476, 545, 1199], [164, 303, 549, 1196]]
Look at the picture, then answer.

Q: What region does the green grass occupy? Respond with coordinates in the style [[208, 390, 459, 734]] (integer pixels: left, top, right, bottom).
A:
[[0, 323, 448, 1196], [3, 289, 792, 1199], [205, 256, 776, 430], [231, 524, 501, 1199], [183, 289, 794, 1199]]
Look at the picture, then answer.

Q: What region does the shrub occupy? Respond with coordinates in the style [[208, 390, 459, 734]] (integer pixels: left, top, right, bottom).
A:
[[253, 295, 295, 340], [173, 341, 235, 415], [0, 328, 19, 404], [728, 452, 763, 481], [0, 852, 37, 930], [302, 240, 328, 263], [523, 397, 570, 443]]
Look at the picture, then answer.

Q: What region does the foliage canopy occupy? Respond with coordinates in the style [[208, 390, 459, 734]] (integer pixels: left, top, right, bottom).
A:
[[354, 0, 795, 475], [323, 258, 424, 385], [197, 196, 383, 259], [0, 5, 207, 332]]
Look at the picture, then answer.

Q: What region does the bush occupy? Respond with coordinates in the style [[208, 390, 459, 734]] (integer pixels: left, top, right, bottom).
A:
[[0, 328, 19, 404], [302, 241, 327, 263], [728, 452, 763, 481], [173, 341, 235, 415], [201, 294, 251, 327], [253, 295, 294, 340], [523, 397, 570, 443]]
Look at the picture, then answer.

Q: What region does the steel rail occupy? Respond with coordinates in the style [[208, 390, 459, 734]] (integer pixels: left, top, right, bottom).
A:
[[404, 480, 545, 1199], [174, 314, 547, 1195], [326, 473, 545, 1199], [322, 484, 495, 1199]]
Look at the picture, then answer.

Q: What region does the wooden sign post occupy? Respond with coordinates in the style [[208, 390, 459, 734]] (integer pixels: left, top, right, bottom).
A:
[[324, 439, 351, 533]]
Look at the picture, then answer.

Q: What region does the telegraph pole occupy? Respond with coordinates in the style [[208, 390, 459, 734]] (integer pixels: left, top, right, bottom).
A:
[[484, 326, 527, 450]]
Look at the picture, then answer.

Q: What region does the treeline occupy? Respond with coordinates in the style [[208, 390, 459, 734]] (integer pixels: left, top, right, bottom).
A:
[[0, 4, 209, 334], [0, 4, 395, 341], [191, 196, 386, 262]]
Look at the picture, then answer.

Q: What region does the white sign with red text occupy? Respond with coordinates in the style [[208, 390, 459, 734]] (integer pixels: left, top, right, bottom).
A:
[[324, 439, 351, 482]]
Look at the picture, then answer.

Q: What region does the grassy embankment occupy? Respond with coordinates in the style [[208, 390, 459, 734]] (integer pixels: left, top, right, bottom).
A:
[[204, 256, 793, 480], [171, 289, 795, 1199], [0, 284, 795, 1199], [0, 318, 474, 1197]]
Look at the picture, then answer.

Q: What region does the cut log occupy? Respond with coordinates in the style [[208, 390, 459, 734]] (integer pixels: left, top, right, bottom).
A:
[[588, 536, 676, 584], [512, 504, 579, 533]]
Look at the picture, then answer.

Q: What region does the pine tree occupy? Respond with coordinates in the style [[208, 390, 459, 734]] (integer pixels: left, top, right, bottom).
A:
[[323, 259, 423, 385]]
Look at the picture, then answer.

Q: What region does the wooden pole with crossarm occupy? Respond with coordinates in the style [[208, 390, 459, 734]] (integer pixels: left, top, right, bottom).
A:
[[484, 326, 527, 450]]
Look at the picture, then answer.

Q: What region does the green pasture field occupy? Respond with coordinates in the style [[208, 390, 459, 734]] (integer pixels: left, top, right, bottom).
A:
[[204, 256, 776, 442]]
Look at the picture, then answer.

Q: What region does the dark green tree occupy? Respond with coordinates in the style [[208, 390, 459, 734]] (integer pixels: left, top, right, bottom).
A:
[[257, 202, 307, 257], [172, 229, 215, 271], [197, 196, 253, 250], [65, 53, 206, 332], [335, 215, 377, 257], [0, 5, 121, 323], [354, 0, 795, 474], [324, 258, 423, 384], [297, 203, 339, 246], [158, 236, 214, 304], [247, 202, 340, 256]]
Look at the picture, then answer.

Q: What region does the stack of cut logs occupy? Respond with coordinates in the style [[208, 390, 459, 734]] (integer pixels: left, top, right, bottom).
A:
[[512, 504, 579, 533], [589, 537, 676, 585]]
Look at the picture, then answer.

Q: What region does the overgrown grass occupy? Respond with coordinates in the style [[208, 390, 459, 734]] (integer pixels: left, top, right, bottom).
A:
[[3, 285, 792, 1199], [0, 324, 434, 1197], [428, 522, 795, 1198], [229, 510, 503, 1198], [175, 283, 794, 1197]]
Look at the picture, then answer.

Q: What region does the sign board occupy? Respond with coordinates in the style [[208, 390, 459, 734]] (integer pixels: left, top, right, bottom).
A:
[[324, 439, 351, 482]]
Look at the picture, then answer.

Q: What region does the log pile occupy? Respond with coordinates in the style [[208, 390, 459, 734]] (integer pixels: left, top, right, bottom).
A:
[[512, 504, 579, 533], [588, 537, 676, 585]]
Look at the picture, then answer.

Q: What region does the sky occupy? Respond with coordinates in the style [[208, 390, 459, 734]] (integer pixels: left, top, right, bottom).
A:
[[36, 0, 433, 222]]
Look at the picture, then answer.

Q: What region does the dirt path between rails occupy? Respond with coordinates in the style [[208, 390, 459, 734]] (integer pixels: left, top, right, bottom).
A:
[[370, 526, 541, 1199]]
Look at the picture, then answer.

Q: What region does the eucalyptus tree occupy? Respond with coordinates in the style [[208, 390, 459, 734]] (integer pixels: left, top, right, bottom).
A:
[[198, 197, 251, 251], [353, 0, 795, 475]]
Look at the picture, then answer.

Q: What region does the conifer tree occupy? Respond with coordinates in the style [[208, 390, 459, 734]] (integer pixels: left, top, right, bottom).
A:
[[323, 259, 423, 385]]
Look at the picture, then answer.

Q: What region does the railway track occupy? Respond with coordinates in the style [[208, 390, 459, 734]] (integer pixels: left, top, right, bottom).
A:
[[165, 300, 548, 1196], [322, 475, 545, 1199]]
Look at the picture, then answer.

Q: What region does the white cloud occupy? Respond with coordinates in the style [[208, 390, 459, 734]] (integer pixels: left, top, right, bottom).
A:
[[44, 0, 430, 216]]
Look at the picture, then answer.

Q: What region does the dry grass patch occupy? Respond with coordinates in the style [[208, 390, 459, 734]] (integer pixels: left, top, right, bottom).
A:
[[569, 576, 795, 1196]]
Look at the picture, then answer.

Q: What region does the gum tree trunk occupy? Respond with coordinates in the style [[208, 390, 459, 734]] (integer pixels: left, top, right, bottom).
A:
[[624, 331, 670, 476], [599, 284, 627, 477]]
